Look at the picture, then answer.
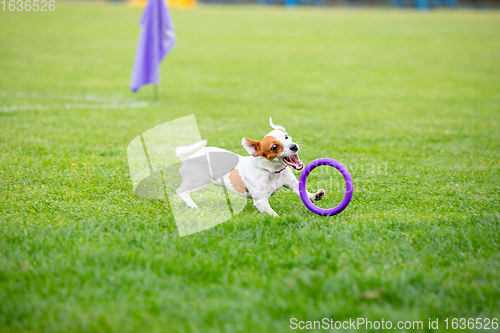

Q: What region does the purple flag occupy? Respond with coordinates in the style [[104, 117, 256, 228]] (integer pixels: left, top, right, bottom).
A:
[[130, 0, 176, 92]]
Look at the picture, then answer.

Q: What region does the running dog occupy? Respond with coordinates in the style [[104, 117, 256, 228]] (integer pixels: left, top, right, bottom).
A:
[[175, 118, 325, 216]]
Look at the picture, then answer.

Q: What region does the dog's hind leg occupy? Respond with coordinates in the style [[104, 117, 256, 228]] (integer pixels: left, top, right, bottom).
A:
[[176, 154, 212, 209], [177, 185, 206, 209], [178, 192, 198, 209]]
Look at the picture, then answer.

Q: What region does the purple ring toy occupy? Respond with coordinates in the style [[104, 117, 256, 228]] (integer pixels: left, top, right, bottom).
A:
[[299, 158, 353, 216]]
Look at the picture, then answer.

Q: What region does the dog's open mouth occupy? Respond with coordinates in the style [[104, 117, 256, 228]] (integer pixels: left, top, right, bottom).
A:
[[283, 154, 304, 170]]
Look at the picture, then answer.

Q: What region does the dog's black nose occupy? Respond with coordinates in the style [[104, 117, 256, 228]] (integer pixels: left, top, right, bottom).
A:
[[290, 144, 298, 152]]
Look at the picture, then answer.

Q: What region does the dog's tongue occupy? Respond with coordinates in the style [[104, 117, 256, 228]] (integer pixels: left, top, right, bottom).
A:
[[283, 154, 304, 170]]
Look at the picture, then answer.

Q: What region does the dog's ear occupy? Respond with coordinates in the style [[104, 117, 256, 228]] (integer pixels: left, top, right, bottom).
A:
[[242, 138, 263, 157]]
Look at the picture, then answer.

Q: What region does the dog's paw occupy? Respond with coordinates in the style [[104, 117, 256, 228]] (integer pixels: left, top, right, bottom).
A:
[[186, 203, 198, 209], [312, 189, 325, 202]]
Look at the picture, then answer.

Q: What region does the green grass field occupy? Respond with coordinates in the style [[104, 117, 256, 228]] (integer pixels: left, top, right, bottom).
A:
[[1, 3, 500, 332]]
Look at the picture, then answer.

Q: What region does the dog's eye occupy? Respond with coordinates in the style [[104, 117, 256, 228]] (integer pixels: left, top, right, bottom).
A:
[[272, 144, 278, 151], [285, 135, 289, 140]]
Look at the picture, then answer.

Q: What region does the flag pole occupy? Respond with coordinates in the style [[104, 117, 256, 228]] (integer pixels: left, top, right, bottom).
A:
[[154, 85, 159, 102]]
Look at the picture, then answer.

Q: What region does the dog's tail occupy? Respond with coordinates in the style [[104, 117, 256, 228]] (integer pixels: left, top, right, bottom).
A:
[[175, 140, 207, 158]]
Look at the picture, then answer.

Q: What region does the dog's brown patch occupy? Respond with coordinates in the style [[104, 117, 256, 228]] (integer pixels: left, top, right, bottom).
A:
[[260, 136, 283, 161], [229, 169, 248, 193]]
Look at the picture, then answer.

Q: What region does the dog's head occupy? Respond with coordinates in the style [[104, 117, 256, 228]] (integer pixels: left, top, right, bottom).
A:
[[241, 117, 304, 171]]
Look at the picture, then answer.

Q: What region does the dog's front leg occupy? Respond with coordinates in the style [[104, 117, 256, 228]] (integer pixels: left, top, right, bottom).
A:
[[283, 172, 325, 202], [253, 197, 278, 217]]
